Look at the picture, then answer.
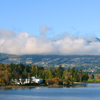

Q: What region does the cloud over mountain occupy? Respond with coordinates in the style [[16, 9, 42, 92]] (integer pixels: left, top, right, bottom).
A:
[[0, 27, 100, 55]]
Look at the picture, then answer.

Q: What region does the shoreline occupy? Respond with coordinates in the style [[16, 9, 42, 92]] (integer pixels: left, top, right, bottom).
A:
[[74, 82, 100, 84], [0, 82, 100, 90]]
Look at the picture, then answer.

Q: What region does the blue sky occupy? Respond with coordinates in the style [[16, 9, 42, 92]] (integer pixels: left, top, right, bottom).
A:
[[1, 0, 100, 55], [0, 0, 100, 38]]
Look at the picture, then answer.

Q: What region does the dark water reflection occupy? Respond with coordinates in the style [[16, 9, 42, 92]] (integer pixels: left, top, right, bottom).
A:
[[0, 84, 100, 100]]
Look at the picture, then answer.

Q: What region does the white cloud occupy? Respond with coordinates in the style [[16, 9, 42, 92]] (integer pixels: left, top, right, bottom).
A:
[[0, 27, 100, 55], [0, 28, 15, 38], [40, 26, 51, 36]]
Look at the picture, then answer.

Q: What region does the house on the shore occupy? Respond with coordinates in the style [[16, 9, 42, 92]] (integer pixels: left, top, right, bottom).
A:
[[12, 77, 43, 84]]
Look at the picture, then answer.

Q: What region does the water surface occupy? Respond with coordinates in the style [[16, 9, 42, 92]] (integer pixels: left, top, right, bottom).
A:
[[0, 84, 100, 100]]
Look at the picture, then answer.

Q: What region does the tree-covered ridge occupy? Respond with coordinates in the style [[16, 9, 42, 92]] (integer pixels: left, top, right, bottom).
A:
[[0, 63, 89, 85], [1, 54, 100, 74]]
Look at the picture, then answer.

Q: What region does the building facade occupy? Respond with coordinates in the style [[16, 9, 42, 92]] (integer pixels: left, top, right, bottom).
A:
[[12, 77, 43, 84]]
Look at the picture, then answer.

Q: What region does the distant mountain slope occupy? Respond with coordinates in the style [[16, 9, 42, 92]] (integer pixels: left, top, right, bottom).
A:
[[0, 53, 100, 65]]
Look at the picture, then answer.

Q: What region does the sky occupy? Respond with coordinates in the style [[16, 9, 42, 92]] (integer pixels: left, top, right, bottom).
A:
[[0, 0, 100, 55]]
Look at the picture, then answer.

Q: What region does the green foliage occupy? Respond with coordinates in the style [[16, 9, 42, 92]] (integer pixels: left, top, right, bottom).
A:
[[38, 70, 45, 79], [57, 65, 64, 79], [87, 79, 95, 82], [82, 72, 89, 81], [67, 67, 70, 72], [21, 69, 28, 79], [87, 79, 100, 82], [0, 63, 90, 85], [73, 72, 78, 82], [90, 73, 94, 79], [66, 77, 70, 85]]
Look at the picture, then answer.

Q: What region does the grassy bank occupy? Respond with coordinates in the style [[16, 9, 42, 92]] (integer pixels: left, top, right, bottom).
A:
[[87, 79, 100, 82]]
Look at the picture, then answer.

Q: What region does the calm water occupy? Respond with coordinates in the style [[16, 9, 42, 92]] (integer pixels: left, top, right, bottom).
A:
[[0, 84, 100, 100]]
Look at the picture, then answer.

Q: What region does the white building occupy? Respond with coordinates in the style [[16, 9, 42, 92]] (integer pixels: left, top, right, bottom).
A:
[[12, 77, 43, 84]]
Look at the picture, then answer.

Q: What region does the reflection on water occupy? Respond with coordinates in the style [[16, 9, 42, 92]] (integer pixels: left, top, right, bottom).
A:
[[0, 84, 100, 100]]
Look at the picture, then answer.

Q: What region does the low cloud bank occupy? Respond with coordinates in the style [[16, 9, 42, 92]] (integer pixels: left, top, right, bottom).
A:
[[0, 27, 100, 55]]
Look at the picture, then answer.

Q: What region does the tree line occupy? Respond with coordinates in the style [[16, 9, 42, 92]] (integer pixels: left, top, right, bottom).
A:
[[0, 63, 90, 85]]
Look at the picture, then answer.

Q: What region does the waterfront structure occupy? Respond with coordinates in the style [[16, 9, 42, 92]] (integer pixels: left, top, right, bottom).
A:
[[12, 77, 43, 84]]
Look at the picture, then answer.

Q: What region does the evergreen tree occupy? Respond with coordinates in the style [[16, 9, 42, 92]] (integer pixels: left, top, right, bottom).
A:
[[57, 65, 64, 79], [82, 72, 89, 81], [90, 73, 94, 79]]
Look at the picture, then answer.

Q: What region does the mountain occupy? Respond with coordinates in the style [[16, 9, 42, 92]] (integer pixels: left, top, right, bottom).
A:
[[1, 53, 100, 73], [1, 53, 100, 65], [0, 53, 99, 64], [0, 53, 100, 65]]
